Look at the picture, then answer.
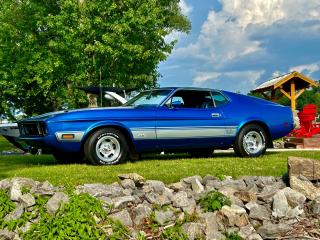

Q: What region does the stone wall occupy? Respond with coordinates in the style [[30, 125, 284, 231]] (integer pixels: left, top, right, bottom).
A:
[[0, 157, 320, 240]]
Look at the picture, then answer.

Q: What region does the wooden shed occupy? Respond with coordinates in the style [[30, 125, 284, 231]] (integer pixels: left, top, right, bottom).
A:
[[251, 71, 319, 111]]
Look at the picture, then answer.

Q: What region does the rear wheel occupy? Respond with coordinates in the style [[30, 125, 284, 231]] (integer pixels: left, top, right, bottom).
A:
[[189, 148, 214, 158], [234, 124, 267, 157], [84, 128, 128, 165]]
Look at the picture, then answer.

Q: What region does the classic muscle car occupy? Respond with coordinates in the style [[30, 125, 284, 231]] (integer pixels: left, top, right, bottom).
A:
[[18, 87, 294, 165]]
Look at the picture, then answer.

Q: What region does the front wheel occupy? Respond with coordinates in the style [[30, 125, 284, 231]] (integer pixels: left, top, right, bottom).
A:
[[84, 128, 128, 165], [234, 124, 267, 157]]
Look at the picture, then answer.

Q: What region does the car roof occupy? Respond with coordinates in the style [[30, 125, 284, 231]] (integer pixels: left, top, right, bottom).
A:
[[150, 87, 222, 92]]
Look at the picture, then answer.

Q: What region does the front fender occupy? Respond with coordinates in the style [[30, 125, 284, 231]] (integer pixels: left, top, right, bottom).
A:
[[82, 121, 134, 143]]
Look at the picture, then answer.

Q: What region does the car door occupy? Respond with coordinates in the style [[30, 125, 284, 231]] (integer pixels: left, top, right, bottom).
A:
[[155, 89, 230, 149]]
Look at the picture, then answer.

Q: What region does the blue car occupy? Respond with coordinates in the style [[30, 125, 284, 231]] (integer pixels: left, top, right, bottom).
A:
[[18, 87, 293, 165]]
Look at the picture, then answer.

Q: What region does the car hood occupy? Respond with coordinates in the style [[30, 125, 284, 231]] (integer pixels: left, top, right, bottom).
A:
[[19, 106, 142, 122]]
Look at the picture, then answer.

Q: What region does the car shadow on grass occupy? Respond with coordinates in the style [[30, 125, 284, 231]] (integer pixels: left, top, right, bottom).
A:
[[138, 151, 279, 162]]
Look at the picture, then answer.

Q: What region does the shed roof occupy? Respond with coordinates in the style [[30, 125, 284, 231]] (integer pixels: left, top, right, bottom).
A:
[[252, 71, 318, 93]]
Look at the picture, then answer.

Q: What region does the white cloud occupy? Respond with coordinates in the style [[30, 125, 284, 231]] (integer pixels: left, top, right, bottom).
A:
[[193, 70, 265, 93], [174, 0, 320, 65], [179, 0, 193, 16], [290, 63, 320, 76]]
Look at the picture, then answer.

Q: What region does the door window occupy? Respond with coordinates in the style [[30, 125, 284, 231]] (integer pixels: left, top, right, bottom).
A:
[[165, 90, 214, 109]]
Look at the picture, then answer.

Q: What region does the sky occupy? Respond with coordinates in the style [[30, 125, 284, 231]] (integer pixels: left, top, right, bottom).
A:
[[158, 0, 320, 94]]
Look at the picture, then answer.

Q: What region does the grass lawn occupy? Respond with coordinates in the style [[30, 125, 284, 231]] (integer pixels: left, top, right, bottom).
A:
[[0, 136, 16, 152], [0, 149, 319, 187]]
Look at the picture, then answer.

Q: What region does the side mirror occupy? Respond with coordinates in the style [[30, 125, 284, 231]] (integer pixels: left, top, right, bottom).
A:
[[171, 100, 183, 108]]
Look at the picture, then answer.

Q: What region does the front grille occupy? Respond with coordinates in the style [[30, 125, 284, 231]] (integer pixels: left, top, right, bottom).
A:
[[18, 122, 47, 136]]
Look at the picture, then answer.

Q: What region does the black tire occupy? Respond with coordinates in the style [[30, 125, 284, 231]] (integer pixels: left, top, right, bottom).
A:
[[189, 148, 214, 158], [52, 151, 83, 163], [234, 124, 267, 157], [84, 128, 128, 165]]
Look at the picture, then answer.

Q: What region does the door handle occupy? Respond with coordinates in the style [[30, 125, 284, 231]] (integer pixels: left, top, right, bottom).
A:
[[211, 113, 221, 118]]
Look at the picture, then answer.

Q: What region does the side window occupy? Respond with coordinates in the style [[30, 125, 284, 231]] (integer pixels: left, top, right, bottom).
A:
[[166, 90, 214, 109], [211, 91, 229, 107]]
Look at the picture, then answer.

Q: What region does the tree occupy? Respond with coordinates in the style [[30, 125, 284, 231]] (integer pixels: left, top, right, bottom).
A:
[[0, 0, 190, 118]]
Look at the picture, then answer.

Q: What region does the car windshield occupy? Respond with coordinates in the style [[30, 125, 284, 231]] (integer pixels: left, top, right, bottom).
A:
[[124, 89, 172, 107]]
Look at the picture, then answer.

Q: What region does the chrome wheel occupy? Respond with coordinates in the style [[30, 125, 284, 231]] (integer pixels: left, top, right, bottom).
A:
[[243, 131, 265, 155], [95, 136, 121, 163]]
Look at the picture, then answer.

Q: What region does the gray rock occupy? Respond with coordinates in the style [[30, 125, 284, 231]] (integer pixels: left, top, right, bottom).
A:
[[239, 224, 255, 239], [110, 209, 133, 227], [234, 190, 257, 203], [145, 192, 171, 206], [46, 192, 69, 215], [281, 187, 306, 207], [257, 185, 279, 203], [19, 193, 35, 208], [76, 183, 123, 198], [191, 178, 204, 194], [248, 203, 271, 221], [241, 176, 258, 189], [217, 179, 247, 191], [290, 175, 320, 200], [120, 179, 135, 190], [112, 196, 136, 209], [206, 231, 225, 240], [144, 180, 165, 194], [183, 175, 203, 185], [286, 206, 304, 218], [219, 187, 244, 207], [256, 176, 276, 188], [182, 222, 205, 240], [172, 191, 192, 208], [20, 221, 32, 233], [169, 181, 188, 191], [220, 205, 249, 227], [200, 212, 225, 239], [133, 203, 152, 226], [247, 233, 263, 240], [288, 156, 320, 181], [257, 222, 291, 239], [13, 177, 38, 189], [182, 198, 197, 215], [154, 210, 175, 226], [4, 205, 24, 221], [203, 175, 219, 185], [98, 196, 113, 206], [10, 181, 22, 201], [0, 179, 11, 190], [272, 190, 289, 218], [311, 200, 320, 214], [32, 180, 56, 195], [118, 173, 145, 186], [0, 229, 15, 240]]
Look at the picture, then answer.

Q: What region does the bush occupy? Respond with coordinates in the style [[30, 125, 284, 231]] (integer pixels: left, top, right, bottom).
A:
[[199, 191, 231, 212]]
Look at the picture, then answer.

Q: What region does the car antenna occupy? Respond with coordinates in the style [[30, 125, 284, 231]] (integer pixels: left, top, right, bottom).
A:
[[100, 67, 102, 107]]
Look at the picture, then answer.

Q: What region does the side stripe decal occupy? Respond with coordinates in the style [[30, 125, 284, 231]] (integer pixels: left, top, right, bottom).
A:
[[130, 126, 237, 140]]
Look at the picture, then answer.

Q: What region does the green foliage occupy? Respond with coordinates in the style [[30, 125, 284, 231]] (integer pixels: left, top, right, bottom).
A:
[[160, 224, 189, 240], [0, 190, 15, 220], [199, 191, 231, 212], [136, 231, 146, 240], [225, 232, 243, 240], [23, 193, 129, 240], [0, 0, 191, 117]]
